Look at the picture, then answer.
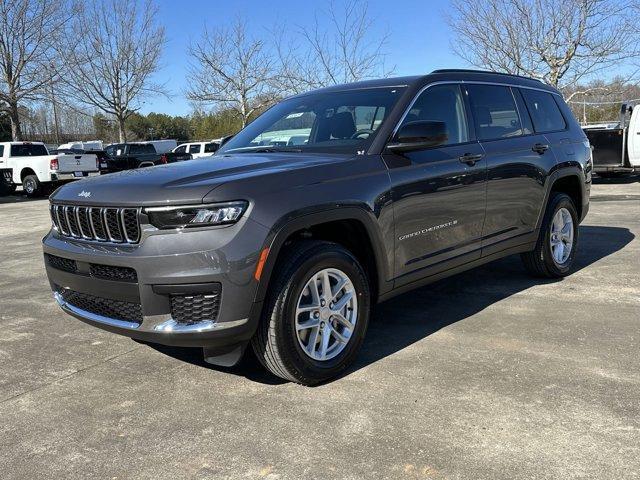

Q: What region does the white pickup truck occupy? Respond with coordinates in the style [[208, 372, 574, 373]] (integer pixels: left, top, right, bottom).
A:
[[0, 141, 99, 197]]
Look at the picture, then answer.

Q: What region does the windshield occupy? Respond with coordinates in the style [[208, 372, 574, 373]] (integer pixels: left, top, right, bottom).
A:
[[218, 87, 406, 155]]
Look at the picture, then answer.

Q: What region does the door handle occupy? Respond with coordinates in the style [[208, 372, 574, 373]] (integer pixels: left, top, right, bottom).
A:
[[532, 143, 550, 154], [458, 153, 484, 166]]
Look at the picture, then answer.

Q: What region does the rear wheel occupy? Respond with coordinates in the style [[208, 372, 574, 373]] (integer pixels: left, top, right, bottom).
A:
[[521, 192, 579, 278], [252, 240, 371, 385], [22, 175, 42, 197]]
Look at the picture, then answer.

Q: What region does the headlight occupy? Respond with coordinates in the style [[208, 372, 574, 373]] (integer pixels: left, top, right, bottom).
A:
[[144, 201, 247, 229]]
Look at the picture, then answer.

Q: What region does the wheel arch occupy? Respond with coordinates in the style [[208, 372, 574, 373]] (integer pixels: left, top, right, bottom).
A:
[[20, 167, 37, 181], [254, 207, 392, 305], [536, 166, 587, 229]]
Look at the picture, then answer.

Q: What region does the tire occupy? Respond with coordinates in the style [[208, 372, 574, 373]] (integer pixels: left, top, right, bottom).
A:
[[22, 175, 42, 197], [521, 192, 579, 278], [251, 240, 371, 385]]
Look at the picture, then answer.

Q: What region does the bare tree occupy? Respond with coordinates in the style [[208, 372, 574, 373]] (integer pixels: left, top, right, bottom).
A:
[[447, 0, 639, 94], [187, 19, 277, 128], [59, 0, 165, 142], [0, 0, 69, 140], [274, 0, 394, 94]]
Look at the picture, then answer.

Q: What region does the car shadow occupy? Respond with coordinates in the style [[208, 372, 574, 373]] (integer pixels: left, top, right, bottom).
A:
[[144, 225, 634, 386], [0, 192, 49, 204]]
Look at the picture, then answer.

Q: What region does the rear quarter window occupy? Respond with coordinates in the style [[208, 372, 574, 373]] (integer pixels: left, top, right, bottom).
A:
[[10, 144, 49, 156], [521, 89, 566, 133], [130, 144, 155, 155]]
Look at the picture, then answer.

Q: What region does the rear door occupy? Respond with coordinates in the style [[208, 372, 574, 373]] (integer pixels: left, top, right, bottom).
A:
[[465, 84, 557, 255], [384, 83, 487, 283]]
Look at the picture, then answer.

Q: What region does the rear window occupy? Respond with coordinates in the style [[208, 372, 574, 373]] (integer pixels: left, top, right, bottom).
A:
[[130, 144, 155, 155], [521, 89, 566, 133], [466, 84, 527, 140], [10, 144, 49, 156]]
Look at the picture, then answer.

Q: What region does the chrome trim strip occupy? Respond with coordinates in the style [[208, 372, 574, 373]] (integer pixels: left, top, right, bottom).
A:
[[53, 292, 140, 330], [64, 206, 80, 237], [104, 208, 122, 243], [49, 204, 58, 231], [76, 207, 92, 239], [55, 206, 68, 235], [391, 80, 563, 139], [120, 208, 140, 243], [154, 318, 217, 333], [88, 207, 104, 241]]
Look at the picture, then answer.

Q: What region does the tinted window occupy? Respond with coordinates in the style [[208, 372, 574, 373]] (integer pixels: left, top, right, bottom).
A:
[[219, 87, 406, 155], [399, 84, 469, 145], [521, 89, 566, 133], [204, 142, 218, 153], [466, 85, 526, 140], [10, 144, 49, 156], [130, 144, 155, 155], [0, 145, 3, 156], [188, 144, 201, 154], [174, 145, 187, 154]]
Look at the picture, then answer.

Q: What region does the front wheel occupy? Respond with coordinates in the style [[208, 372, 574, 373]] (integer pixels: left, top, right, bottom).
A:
[[252, 240, 371, 385], [521, 192, 579, 278]]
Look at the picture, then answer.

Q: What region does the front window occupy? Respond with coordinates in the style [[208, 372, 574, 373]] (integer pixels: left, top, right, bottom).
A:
[[218, 87, 406, 155]]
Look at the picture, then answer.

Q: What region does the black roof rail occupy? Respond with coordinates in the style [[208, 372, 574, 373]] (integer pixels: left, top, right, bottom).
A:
[[430, 69, 543, 83]]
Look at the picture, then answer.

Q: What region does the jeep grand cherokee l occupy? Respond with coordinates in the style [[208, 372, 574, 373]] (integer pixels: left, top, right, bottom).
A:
[[42, 69, 592, 385]]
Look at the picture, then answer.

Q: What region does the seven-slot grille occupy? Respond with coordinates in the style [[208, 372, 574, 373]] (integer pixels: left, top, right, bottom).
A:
[[50, 204, 141, 243]]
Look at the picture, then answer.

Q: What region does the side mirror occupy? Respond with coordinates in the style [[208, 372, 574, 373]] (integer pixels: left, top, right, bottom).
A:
[[386, 121, 448, 152]]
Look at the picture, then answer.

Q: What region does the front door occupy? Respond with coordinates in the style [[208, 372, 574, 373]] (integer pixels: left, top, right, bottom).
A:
[[383, 83, 487, 285]]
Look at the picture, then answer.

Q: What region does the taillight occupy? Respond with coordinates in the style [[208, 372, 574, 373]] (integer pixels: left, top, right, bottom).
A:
[[96, 157, 100, 170], [160, 154, 168, 164], [50, 158, 59, 170]]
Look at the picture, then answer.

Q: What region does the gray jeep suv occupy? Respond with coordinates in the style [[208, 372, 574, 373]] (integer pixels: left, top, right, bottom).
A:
[[43, 70, 592, 385]]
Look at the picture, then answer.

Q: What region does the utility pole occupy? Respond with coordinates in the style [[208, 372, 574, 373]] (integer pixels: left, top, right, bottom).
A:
[[49, 62, 61, 144]]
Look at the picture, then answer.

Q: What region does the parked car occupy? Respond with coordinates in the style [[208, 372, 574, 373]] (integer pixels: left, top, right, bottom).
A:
[[99, 142, 192, 173], [583, 103, 640, 176], [173, 141, 219, 158], [0, 141, 99, 197], [43, 69, 591, 385]]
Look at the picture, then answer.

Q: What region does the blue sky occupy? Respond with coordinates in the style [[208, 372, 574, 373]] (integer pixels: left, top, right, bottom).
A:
[[143, 0, 465, 116]]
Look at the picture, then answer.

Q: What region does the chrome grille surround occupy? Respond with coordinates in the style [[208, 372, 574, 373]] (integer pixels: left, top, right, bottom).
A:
[[50, 204, 141, 244]]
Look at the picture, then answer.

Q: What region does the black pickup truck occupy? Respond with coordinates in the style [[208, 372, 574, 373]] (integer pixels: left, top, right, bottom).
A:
[[99, 143, 192, 173]]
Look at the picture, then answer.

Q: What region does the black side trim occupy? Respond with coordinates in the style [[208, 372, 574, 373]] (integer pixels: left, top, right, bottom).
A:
[[152, 282, 222, 295]]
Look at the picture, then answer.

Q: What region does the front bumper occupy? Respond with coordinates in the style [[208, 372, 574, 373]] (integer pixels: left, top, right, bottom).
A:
[[42, 215, 269, 348]]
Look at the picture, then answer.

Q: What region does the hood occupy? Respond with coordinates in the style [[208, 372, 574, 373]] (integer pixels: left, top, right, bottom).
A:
[[51, 153, 349, 206]]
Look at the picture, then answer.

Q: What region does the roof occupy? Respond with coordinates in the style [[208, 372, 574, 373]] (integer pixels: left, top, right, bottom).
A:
[[291, 69, 558, 97]]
